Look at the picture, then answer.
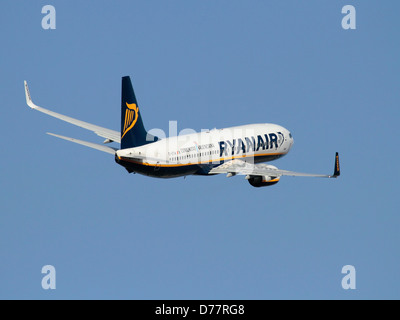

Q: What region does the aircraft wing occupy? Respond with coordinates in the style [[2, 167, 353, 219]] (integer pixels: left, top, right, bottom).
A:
[[209, 153, 340, 178], [24, 81, 120, 143]]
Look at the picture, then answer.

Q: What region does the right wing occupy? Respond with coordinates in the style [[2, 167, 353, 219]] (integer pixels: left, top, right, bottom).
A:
[[209, 153, 340, 178], [24, 81, 120, 143]]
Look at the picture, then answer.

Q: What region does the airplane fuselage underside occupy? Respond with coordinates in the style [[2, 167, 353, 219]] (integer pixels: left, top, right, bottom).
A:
[[115, 153, 285, 178]]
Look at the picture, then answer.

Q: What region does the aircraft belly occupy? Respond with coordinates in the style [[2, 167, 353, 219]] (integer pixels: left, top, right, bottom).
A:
[[115, 158, 200, 178], [115, 152, 286, 178]]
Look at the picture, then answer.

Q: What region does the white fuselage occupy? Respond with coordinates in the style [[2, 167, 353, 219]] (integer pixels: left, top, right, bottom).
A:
[[116, 123, 294, 178]]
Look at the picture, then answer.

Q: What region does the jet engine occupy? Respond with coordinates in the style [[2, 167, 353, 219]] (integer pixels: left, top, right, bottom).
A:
[[247, 175, 280, 187], [246, 165, 280, 187]]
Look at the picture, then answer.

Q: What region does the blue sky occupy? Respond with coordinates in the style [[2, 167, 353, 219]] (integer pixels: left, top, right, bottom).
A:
[[0, 1, 399, 299]]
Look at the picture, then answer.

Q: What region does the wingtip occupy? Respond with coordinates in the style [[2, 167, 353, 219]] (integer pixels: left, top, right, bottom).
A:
[[24, 80, 35, 108], [333, 152, 340, 177]]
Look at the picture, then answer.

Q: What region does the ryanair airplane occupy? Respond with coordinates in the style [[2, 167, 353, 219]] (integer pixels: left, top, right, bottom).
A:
[[24, 77, 340, 187]]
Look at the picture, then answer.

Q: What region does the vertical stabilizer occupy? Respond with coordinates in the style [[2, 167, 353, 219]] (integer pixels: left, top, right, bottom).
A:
[[120, 76, 157, 149]]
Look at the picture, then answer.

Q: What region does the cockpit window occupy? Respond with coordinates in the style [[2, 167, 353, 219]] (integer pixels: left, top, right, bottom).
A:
[[289, 133, 292, 138]]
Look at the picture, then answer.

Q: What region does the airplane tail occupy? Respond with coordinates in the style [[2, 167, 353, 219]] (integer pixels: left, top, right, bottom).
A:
[[120, 76, 157, 149]]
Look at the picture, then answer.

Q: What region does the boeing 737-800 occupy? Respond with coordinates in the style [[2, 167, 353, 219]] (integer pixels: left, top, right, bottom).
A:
[[24, 76, 340, 187]]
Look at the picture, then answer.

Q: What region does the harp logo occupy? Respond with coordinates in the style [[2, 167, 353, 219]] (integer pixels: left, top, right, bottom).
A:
[[122, 102, 139, 138]]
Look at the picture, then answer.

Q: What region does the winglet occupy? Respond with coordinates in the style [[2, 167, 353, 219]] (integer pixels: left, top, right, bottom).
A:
[[332, 152, 340, 177], [24, 80, 36, 109]]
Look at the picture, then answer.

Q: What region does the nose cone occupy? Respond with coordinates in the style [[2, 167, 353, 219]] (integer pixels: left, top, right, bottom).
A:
[[289, 132, 294, 149], [280, 127, 294, 152]]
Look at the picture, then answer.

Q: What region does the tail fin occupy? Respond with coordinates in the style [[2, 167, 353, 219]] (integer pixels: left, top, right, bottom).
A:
[[120, 76, 157, 149]]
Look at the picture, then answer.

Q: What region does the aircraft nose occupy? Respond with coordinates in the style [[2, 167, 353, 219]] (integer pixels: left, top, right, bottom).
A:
[[288, 131, 294, 149]]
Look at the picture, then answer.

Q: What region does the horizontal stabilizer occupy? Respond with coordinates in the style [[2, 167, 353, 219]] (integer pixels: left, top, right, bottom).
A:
[[47, 133, 117, 155]]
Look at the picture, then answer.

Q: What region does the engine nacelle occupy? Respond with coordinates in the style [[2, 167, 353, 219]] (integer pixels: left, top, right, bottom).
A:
[[247, 175, 280, 187]]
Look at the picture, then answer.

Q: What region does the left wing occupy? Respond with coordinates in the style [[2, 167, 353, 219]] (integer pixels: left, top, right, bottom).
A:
[[24, 81, 120, 143], [209, 153, 340, 178]]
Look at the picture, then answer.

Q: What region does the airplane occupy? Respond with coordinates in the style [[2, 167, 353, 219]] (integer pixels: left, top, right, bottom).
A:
[[24, 76, 340, 187]]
